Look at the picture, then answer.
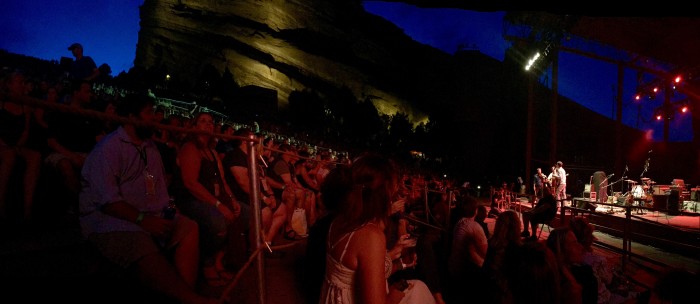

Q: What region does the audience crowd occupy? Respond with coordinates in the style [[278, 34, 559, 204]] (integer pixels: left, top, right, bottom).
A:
[[0, 49, 670, 304]]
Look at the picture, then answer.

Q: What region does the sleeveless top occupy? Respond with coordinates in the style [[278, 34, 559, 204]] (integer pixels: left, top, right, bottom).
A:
[[320, 222, 392, 304], [173, 146, 231, 205]]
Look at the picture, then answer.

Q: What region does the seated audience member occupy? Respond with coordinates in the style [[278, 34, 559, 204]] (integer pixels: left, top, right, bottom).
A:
[[295, 150, 321, 193], [521, 186, 557, 239], [569, 216, 643, 304], [447, 194, 489, 303], [78, 94, 216, 303], [502, 241, 562, 304], [547, 227, 596, 304], [476, 205, 490, 238], [222, 128, 287, 248], [173, 111, 243, 287], [649, 267, 699, 304], [215, 123, 235, 160], [0, 71, 41, 221], [319, 153, 434, 304], [483, 210, 523, 302], [265, 144, 316, 239], [303, 165, 350, 304], [46, 80, 99, 209]]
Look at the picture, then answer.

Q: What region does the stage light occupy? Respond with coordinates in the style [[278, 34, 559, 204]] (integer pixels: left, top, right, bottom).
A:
[[653, 87, 659, 93], [656, 114, 663, 121], [524, 52, 541, 71], [681, 106, 688, 113], [635, 94, 641, 101], [674, 75, 682, 83]]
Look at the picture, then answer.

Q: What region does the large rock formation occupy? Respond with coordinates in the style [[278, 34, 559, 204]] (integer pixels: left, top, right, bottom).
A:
[[136, 0, 692, 186], [136, 0, 443, 121]]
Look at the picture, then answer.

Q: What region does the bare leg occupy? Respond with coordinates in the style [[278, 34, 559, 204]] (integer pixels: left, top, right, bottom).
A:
[[135, 251, 217, 304], [266, 203, 287, 243], [0, 149, 18, 219], [56, 158, 81, 195], [21, 148, 41, 221], [282, 188, 296, 231], [171, 218, 200, 288], [305, 191, 316, 226]]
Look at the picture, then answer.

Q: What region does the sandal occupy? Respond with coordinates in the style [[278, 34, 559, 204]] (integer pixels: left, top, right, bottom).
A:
[[283, 229, 307, 241]]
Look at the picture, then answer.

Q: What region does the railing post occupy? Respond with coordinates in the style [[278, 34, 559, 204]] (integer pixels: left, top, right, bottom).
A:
[[622, 204, 632, 272], [246, 134, 266, 304]]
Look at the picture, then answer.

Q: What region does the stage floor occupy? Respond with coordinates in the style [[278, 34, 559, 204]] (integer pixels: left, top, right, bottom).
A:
[[570, 197, 700, 231]]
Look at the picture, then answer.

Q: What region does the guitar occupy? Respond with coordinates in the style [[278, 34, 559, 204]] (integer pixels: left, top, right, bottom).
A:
[[547, 168, 560, 192]]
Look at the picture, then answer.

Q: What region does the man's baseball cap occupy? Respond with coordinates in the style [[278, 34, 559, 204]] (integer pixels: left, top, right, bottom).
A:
[[67, 43, 83, 51]]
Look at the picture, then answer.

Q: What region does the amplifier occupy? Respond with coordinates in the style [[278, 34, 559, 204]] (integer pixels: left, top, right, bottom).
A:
[[692, 188, 700, 201], [652, 185, 671, 195]]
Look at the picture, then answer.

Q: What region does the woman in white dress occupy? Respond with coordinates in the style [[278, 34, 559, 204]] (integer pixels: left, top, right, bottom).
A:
[[319, 153, 434, 304]]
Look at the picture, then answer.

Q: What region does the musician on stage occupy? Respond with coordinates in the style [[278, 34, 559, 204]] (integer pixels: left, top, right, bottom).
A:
[[547, 165, 557, 193], [533, 167, 547, 198], [553, 161, 567, 203]]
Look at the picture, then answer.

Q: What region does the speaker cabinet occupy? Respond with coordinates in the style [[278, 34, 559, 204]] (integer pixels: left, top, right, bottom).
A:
[[667, 190, 680, 215]]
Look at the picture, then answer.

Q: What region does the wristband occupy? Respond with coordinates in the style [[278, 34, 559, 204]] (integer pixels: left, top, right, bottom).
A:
[[135, 212, 145, 225], [215, 200, 222, 208]]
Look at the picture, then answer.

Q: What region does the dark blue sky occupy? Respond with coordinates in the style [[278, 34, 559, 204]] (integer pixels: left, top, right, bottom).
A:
[[0, 0, 692, 142]]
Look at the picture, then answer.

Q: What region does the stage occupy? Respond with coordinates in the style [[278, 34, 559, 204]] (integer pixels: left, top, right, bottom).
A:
[[570, 197, 700, 231]]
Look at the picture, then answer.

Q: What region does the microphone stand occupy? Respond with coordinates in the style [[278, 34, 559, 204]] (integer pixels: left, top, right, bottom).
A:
[[606, 176, 626, 213]]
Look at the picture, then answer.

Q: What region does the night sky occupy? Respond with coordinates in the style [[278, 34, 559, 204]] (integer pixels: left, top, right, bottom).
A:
[[0, 0, 692, 142]]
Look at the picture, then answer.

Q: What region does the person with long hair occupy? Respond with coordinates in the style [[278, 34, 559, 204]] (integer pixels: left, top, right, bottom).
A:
[[173, 111, 242, 287], [482, 210, 523, 303], [547, 227, 595, 304], [319, 153, 433, 304]]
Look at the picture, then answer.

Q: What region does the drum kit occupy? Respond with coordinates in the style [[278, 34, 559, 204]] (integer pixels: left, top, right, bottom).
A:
[[622, 178, 655, 210]]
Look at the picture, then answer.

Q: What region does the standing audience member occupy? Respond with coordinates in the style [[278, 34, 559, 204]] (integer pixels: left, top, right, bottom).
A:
[[319, 153, 434, 304], [0, 72, 41, 222], [173, 111, 243, 287], [67, 43, 100, 82], [547, 227, 596, 304], [78, 94, 216, 303]]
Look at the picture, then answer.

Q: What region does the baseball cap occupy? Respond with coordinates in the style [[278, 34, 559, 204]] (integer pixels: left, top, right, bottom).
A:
[[68, 43, 83, 51]]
